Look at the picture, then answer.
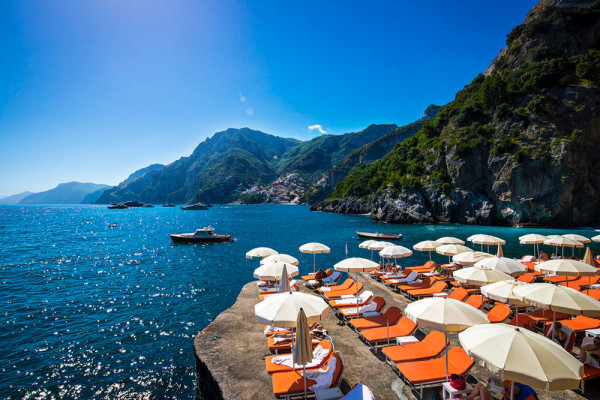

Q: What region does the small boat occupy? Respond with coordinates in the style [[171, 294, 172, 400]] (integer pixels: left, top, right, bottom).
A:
[[108, 223, 118, 228], [180, 203, 209, 210], [141, 204, 154, 208], [162, 204, 175, 207], [356, 231, 403, 240], [108, 203, 128, 209], [169, 226, 234, 243]]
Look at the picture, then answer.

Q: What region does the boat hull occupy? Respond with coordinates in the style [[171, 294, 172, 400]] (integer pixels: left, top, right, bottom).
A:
[[169, 234, 234, 243], [356, 231, 402, 240]]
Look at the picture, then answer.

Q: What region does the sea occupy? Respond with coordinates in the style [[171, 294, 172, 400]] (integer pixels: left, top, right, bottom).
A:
[[1, 204, 598, 399]]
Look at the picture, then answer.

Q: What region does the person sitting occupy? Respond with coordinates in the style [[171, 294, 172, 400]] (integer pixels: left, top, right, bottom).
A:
[[378, 261, 384, 271], [539, 251, 548, 261], [502, 381, 538, 400], [458, 382, 493, 400], [545, 322, 569, 349], [384, 260, 391, 272], [580, 336, 600, 368], [390, 261, 398, 273], [310, 268, 326, 288]]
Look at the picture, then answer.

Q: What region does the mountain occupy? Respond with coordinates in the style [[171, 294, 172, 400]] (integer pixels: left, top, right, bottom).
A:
[[96, 125, 398, 205], [313, 0, 600, 227], [19, 182, 110, 205], [119, 164, 164, 185], [301, 106, 439, 203], [0, 191, 34, 205]]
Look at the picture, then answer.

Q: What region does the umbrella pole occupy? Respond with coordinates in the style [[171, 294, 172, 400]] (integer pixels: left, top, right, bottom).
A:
[[515, 306, 519, 326], [313, 254, 316, 274], [356, 272, 360, 317], [552, 311, 556, 341], [510, 382, 515, 400], [429, 251, 432, 262], [303, 366, 307, 400], [445, 330, 449, 382]]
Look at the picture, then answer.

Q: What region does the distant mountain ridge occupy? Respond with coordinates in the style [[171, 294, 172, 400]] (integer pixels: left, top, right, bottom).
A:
[[0, 191, 34, 205], [18, 182, 110, 205]]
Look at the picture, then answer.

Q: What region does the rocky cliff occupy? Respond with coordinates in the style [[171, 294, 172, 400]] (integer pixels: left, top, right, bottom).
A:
[[313, 0, 600, 227]]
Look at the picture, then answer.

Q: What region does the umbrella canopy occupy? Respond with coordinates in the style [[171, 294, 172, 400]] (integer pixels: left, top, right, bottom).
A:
[[299, 242, 331, 254], [475, 257, 527, 277], [414, 240, 442, 252], [261, 254, 299, 266], [562, 234, 590, 244], [295, 308, 314, 398], [496, 243, 504, 258], [543, 237, 583, 248], [459, 323, 583, 391], [379, 245, 413, 259], [246, 247, 278, 259], [279, 264, 291, 293], [453, 266, 513, 286], [513, 283, 600, 317], [519, 234, 549, 244], [359, 240, 378, 249], [254, 261, 299, 281], [436, 237, 465, 245], [452, 251, 494, 266], [334, 257, 379, 272], [254, 292, 329, 327], [435, 244, 472, 256], [592, 234, 600, 242], [469, 234, 506, 245], [534, 259, 599, 277], [405, 297, 489, 332], [480, 280, 530, 306], [367, 241, 394, 250], [583, 247, 595, 266]]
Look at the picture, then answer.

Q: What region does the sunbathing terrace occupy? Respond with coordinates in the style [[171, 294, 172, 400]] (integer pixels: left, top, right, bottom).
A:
[[194, 264, 600, 400]]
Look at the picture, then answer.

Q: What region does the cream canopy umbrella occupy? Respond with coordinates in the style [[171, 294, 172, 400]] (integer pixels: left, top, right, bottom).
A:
[[279, 264, 291, 293], [254, 261, 299, 281], [413, 240, 441, 262], [436, 237, 465, 245], [543, 237, 583, 258], [405, 297, 489, 381], [246, 247, 278, 259], [453, 266, 513, 286], [254, 291, 329, 327], [359, 240, 378, 260], [367, 241, 394, 250], [534, 259, 599, 280], [469, 234, 506, 253], [475, 257, 527, 277], [519, 233, 549, 259], [379, 245, 413, 259], [436, 244, 472, 264], [592, 234, 600, 242], [452, 251, 494, 266], [459, 323, 583, 397], [295, 308, 313, 399], [563, 234, 590, 257], [334, 257, 379, 315], [299, 242, 330, 274], [481, 279, 530, 325], [261, 254, 300, 266]]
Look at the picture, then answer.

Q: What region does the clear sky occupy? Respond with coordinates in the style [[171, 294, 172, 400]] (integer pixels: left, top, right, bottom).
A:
[[0, 0, 538, 195]]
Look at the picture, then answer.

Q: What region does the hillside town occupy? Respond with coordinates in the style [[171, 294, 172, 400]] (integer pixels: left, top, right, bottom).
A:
[[241, 173, 306, 204]]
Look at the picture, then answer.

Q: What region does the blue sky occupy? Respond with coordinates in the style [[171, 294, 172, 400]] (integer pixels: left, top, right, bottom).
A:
[[0, 0, 538, 195]]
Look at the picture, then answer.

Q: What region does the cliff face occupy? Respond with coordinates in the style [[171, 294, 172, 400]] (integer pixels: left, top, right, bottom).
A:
[[313, 0, 600, 226]]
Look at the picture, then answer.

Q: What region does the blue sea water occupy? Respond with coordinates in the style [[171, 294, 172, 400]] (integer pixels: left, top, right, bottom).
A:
[[0, 204, 598, 399]]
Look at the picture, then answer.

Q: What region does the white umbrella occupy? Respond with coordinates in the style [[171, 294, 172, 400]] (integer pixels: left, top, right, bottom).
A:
[[459, 323, 583, 397], [254, 291, 329, 327], [295, 308, 313, 399], [279, 264, 291, 293], [468, 234, 506, 252], [562, 234, 590, 243], [359, 240, 378, 260], [475, 257, 527, 277], [519, 233, 549, 259], [334, 257, 379, 316], [452, 251, 494, 266], [367, 241, 394, 250], [535, 259, 599, 279], [481, 279, 530, 325], [414, 240, 441, 262], [436, 237, 465, 245], [299, 242, 330, 274], [405, 297, 489, 381], [436, 244, 472, 264], [592, 234, 600, 242], [260, 254, 299, 266], [378, 245, 413, 259], [543, 237, 583, 258], [246, 247, 278, 259], [254, 261, 299, 281], [453, 266, 513, 286]]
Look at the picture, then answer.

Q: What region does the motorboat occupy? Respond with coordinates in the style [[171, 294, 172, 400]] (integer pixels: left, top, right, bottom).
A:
[[108, 203, 128, 209], [169, 227, 234, 243], [356, 231, 403, 240], [180, 203, 209, 210]]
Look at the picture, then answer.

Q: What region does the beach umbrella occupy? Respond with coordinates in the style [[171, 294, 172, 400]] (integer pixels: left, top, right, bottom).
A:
[[413, 240, 441, 262], [378, 245, 413, 259], [514, 283, 600, 340], [519, 233, 549, 259], [299, 242, 331, 274], [436, 237, 465, 245], [452, 251, 494, 266], [405, 297, 489, 381], [534, 259, 599, 280], [453, 266, 513, 286], [469, 234, 506, 253], [459, 323, 583, 397], [436, 244, 472, 263], [279, 264, 291, 293], [359, 240, 378, 260], [475, 257, 527, 277], [582, 248, 597, 285], [367, 241, 394, 250], [254, 291, 329, 327], [254, 261, 299, 281], [295, 308, 313, 399], [480, 280, 530, 325], [261, 254, 299, 266], [543, 237, 583, 258], [246, 247, 278, 259], [592, 235, 600, 242], [563, 234, 590, 257], [334, 257, 379, 316], [497, 243, 504, 258]]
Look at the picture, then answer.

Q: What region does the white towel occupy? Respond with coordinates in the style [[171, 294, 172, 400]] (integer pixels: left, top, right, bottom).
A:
[[304, 356, 337, 391], [270, 345, 331, 369], [264, 325, 291, 335], [340, 300, 378, 316], [334, 291, 373, 306]]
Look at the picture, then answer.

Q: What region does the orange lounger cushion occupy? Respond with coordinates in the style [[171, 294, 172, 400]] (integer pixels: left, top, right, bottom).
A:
[[464, 295, 483, 309], [329, 291, 373, 308], [265, 340, 333, 374], [271, 352, 344, 398], [323, 282, 363, 299], [406, 261, 436, 271], [360, 316, 417, 344], [487, 304, 511, 323], [396, 347, 475, 385], [349, 306, 402, 331], [340, 297, 386, 318], [583, 288, 600, 301], [382, 331, 448, 363], [301, 269, 333, 281], [559, 315, 600, 332], [584, 365, 600, 381], [516, 273, 536, 283], [447, 287, 469, 301], [319, 278, 354, 293], [396, 277, 435, 292], [407, 281, 448, 298]]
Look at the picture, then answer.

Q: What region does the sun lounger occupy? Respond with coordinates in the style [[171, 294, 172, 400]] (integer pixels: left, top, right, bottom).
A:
[[267, 333, 324, 353], [508, 314, 537, 329], [486, 304, 511, 323], [382, 331, 449, 364], [582, 365, 600, 393], [265, 340, 334, 374], [543, 275, 579, 284], [520, 255, 536, 263], [359, 316, 418, 348], [407, 280, 448, 299], [384, 271, 419, 286], [319, 278, 355, 293], [271, 351, 345, 399], [516, 273, 536, 283], [543, 323, 576, 352], [328, 291, 373, 308], [308, 271, 342, 288], [348, 306, 403, 331], [395, 276, 436, 292], [446, 287, 469, 301], [558, 315, 600, 332], [464, 295, 483, 309], [323, 282, 364, 299], [302, 269, 333, 281], [560, 276, 600, 291], [583, 288, 600, 300], [406, 261, 436, 272], [339, 297, 385, 319], [339, 383, 375, 400], [396, 347, 475, 398]]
